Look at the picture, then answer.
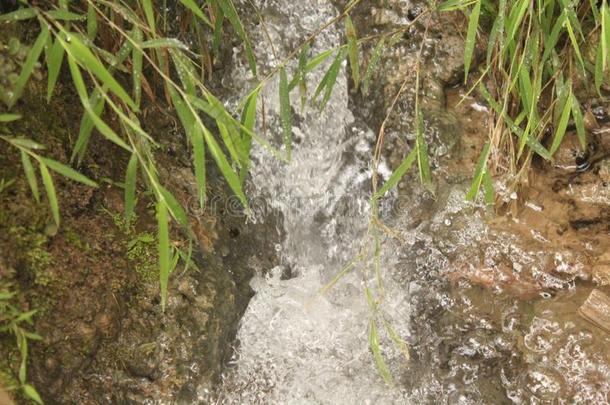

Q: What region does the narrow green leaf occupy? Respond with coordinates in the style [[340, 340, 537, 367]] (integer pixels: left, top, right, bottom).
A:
[[465, 142, 490, 201], [345, 16, 360, 89], [41, 157, 98, 187], [87, 3, 98, 39], [9, 26, 49, 107], [217, 121, 241, 165], [416, 112, 432, 190], [369, 320, 393, 385], [22, 384, 43, 405], [571, 95, 586, 150], [550, 90, 572, 155], [438, 0, 476, 11], [464, 0, 482, 82], [595, 41, 604, 94], [0, 114, 21, 123], [133, 27, 143, 107], [67, 56, 131, 152], [239, 88, 258, 183], [178, 0, 213, 27], [59, 32, 137, 110], [21, 151, 40, 203], [374, 147, 417, 198], [0, 8, 36, 21], [363, 38, 385, 95], [7, 137, 45, 150], [141, 38, 190, 50], [216, 0, 257, 76], [157, 200, 170, 311], [46, 39, 65, 102], [47, 9, 86, 20], [201, 124, 248, 209], [141, 0, 156, 33], [40, 161, 60, 226], [313, 48, 346, 110], [125, 152, 138, 222], [279, 67, 292, 160], [192, 125, 206, 208], [158, 186, 189, 228], [71, 92, 105, 163], [482, 170, 494, 205], [602, 2, 610, 70]]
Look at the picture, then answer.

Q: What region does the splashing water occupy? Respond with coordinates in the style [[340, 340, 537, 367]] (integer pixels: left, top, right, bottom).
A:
[[207, 1, 610, 403]]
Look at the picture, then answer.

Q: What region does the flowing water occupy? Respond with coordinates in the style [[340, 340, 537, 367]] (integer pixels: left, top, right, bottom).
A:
[[207, 1, 610, 403]]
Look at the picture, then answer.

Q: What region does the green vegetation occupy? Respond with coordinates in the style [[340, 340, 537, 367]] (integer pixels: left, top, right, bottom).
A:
[[1, 0, 608, 394], [0, 287, 43, 403]]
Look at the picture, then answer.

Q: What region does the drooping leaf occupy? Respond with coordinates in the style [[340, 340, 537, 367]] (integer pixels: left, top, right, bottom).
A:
[[239, 88, 258, 183], [22, 384, 43, 405], [39, 161, 60, 226], [59, 31, 137, 110], [192, 124, 206, 208], [46, 38, 65, 102], [133, 27, 143, 107], [363, 37, 385, 95], [279, 66, 292, 160], [41, 157, 98, 187], [571, 94, 586, 150], [201, 124, 248, 209], [345, 16, 360, 89], [0, 114, 21, 122], [178, 0, 213, 27], [374, 147, 417, 198], [416, 112, 433, 191], [20, 151, 40, 203], [125, 152, 138, 222], [465, 142, 490, 201], [216, 0, 257, 76], [0, 8, 36, 21], [9, 25, 49, 107], [157, 200, 170, 311], [313, 48, 347, 110], [550, 90, 572, 155], [464, 0, 482, 82], [369, 319, 393, 385]]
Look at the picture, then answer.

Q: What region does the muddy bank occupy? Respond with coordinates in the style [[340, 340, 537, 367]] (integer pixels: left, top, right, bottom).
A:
[[0, 31, 281, 403]]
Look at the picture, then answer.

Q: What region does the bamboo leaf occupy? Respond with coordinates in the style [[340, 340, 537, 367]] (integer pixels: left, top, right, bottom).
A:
[[0, 8, 36, 21], [157, 200, 170, 311], [217, 121, 241, 165], [67, 56, 131, 152], [464, 0, 482, 82], [141, 38, 190, 50], [21, 151, 40, 203], [40, 161, 60, 226], [47, 9, 86, 20], [216, 0, 257, 76], [22, 384, 43, 405], [550, 90, 572, 155], [345, 16, 360, 89], [41, 157, 98, 187], [363, 37, 385, 95], [571, 94, 586, 150], [0, 114, 21, 122], [158, 186, 189, 228], [125, 152, 138, 222], [279, 66, 292, 160], [416, 112, 432, 191], [313, 48, 346, 110], [178, 0, 213, 27], [201, 124, 248, 209], [87, 3, 98, 39], [239, 88, 258, 183], [46, 39, 65, 102], [192, 124, 206, 207], [133, 27, 143, 107], [141, 0, 156, 33], [59, 32, 137, 110], [374, 147, 417, 198], [369, 320, 393, 385], [465, 142, 490, 201], [9, 25, 49, 108]]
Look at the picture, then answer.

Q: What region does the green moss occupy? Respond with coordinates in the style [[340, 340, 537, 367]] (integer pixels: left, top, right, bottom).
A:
[[127, 231, 158, 283], [8, 226, 53, 287]]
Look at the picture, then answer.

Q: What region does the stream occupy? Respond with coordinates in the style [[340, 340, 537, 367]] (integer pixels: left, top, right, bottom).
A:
[[205, 0, 610, 403]]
